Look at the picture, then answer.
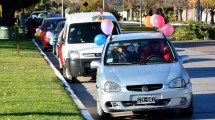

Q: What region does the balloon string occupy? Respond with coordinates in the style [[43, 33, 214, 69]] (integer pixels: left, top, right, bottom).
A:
[[110, 33, 112, 42]]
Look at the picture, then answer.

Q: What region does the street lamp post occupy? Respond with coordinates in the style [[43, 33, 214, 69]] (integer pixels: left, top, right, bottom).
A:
[[62, 0, 64, 18], [103, 0, 105, 11], [140, 0, 142, 27]]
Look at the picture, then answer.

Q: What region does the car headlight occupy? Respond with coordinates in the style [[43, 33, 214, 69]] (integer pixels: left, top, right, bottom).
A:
[[104, 82, 121, 92], [169, 78, 186, 88], [70, 51, 80, 60]]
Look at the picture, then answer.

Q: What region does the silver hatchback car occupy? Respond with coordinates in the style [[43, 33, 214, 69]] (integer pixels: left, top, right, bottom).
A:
[[91, 32, 193, 119]]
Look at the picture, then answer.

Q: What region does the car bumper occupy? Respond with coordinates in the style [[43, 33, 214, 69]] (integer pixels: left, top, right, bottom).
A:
[[98, 83, 192, 113], [67, 58, 100, 77]]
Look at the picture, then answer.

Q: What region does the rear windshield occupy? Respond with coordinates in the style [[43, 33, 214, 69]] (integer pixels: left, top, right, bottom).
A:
[[104, 39, 177, 65], [68, 22, 120, 44]]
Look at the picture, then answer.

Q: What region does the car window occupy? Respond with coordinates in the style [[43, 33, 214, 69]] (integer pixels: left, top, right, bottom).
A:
[[104, 39, 176, 65], [46, 20, 65, 30], [68, 22, 120, 44], [57, 22, 65, 36]]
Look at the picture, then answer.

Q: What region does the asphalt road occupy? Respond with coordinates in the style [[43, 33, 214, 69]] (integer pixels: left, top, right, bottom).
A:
[[41, 40, 215, 120]]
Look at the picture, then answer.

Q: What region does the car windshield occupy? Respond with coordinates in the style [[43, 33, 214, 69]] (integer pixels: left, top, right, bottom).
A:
[[46, 20, 65, 30], [68, 22, 120, 44], [104, 39, 177, 65], [56, 22, 65, 36]]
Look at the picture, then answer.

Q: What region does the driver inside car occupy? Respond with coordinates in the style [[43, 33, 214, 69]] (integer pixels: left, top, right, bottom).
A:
[[139, 41, 172, 62]]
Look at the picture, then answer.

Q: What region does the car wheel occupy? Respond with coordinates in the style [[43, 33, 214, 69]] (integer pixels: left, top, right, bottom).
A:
[[92, 76, 96, 80], [62, 65, 76, 82], [179, 97, 193, 116], [97, 100, 110, 119]]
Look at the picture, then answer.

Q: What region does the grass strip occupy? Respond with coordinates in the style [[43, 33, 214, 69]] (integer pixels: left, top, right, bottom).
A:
[[0, 38, 84, 120], [120, 26, 156, 31]]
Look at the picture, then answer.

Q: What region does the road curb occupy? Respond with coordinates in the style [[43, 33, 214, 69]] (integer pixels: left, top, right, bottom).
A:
[[32, 39, 94, 120]]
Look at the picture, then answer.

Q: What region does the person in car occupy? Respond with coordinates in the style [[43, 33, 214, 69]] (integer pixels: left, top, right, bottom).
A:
[[111, 46, 127, 63], [126, 44, 139, 62], [139, 41, 173, 62]]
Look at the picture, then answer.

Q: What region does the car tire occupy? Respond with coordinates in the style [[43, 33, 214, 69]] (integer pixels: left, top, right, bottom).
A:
[[62, 65, 77, 82], [97, 100, 110, 120], [179, 97, 193, 116]]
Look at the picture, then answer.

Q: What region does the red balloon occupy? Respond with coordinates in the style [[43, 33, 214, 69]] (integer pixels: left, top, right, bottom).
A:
[[161, 24, 174, 36], [153, 15, 165, 28]]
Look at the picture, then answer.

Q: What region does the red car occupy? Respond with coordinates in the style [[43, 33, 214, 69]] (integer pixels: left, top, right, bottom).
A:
[[40, 17, 66, 51]]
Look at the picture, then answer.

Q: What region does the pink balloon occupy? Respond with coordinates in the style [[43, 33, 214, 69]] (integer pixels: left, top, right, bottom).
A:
[[101, 19, 114, 35], [46, 31, 53, 38], [161, 24, 174, 36], [36, 28, 41, 33], [153, 15, 165, 28]]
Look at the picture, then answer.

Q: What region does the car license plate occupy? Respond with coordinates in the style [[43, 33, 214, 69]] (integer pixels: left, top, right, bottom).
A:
[[136, 95, 156, 104]]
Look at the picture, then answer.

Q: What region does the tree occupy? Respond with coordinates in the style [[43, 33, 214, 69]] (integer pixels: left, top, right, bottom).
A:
[[0, 0, 40, 26], [124, 0, 139, 21], [208, 0, 215, 24], [189, 0, 215, 24]]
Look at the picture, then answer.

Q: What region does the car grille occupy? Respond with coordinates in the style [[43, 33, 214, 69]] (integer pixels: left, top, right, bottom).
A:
[[126, 84, 163, 92]]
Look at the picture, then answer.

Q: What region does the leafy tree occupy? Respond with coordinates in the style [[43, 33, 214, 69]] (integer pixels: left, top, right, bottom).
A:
[[0, 0, 40, 26], [189, 0, 215, 24]]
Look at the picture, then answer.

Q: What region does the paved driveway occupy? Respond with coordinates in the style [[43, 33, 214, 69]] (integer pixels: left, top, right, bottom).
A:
[[44, 40, 215, 120]]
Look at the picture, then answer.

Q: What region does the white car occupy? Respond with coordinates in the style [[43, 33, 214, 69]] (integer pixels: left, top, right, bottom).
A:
[[57, 12, 121, 82], [91, 32, 193, 118]]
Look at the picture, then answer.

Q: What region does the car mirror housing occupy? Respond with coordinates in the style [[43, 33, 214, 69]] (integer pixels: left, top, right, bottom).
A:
[[180, 55, 190, 64], [91, 61, 101, 69], [57, 37, 64, 44]]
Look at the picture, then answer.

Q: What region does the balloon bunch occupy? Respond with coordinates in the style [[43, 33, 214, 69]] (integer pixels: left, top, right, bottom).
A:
[[46, 31, 57, 45], [144, 14, 174, 36], [34, 28, 42, 38], [94, 19, 114, 46], [49, 35, 57, 45]]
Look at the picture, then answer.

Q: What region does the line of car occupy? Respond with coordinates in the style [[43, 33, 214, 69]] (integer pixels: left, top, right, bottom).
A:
[[32, 11, 193, 119]]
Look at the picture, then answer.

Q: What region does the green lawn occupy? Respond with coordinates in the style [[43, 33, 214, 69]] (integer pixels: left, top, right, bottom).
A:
[[0, 38, 84, 120]]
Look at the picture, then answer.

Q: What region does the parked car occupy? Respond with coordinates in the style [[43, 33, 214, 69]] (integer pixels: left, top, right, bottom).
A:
[[57, 12, 121, 82], [90, 32, 193, 119], [26, 17, 44, 38], [53, 21, 65, 56], [26, 11, 48, 38], [40, 17, 66, 51], [30, 11, 48, 18]]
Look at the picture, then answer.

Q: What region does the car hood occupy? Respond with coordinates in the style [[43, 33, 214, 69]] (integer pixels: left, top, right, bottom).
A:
[[67, 43, 103, 54], [104, 63, 181, 86]]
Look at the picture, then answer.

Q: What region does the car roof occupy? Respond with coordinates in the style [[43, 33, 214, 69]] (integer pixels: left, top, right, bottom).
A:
[[44, 17, 66, 21], [66, 12, 117, 24], [32, 11, 48, 14], [111, 32, 165, 42]]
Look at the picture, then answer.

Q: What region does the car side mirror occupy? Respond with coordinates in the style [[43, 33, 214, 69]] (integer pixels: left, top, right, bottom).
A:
[[57, 37, 64, 44], [91, 60, 101, 69], [180, 55, 190, 64]]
